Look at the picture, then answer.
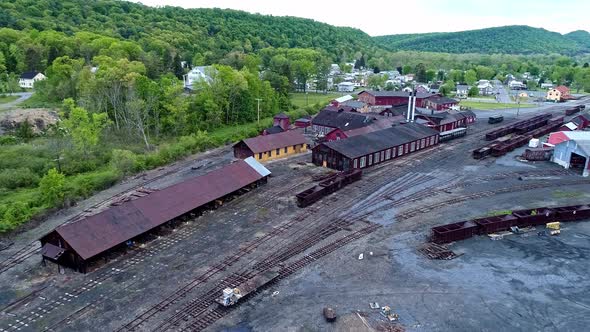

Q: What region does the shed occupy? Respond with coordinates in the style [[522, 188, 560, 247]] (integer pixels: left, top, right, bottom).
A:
[[233, 130, 307, 162], [40, 158, 271, 272], [312, 123, 439, 170], [551, 131, 590, 176]]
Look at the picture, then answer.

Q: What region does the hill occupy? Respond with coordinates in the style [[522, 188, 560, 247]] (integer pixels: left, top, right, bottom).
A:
[[0, 0, 376, 63], [374, 25, 590, 55]]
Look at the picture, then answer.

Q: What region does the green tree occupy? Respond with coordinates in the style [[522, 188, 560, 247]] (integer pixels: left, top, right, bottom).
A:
[[468, 86, 479, 97], [414, 63, 427, 82], [39, 168, 66, 207], [464, 69, 477, 85], [61, 99, 109, 156]]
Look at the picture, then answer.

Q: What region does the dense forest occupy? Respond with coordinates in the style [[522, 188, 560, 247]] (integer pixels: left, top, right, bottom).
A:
[[374, 26, 590, 55]]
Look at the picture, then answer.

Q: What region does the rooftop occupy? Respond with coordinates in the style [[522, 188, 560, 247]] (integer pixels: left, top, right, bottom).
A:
[[359, 90, 436, 99], [322, 123, 439, 159], [239, 130, 307, 154], [50, 158, 270, 260], [312, 109, 374, 130]]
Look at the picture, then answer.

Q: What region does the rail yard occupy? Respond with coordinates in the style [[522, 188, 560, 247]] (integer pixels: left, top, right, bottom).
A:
[[1, 101, 590, 332]]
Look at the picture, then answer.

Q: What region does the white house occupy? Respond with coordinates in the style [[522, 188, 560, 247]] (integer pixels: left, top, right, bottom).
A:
[[508, 80, 526, 90], [184, 66, 213, 89], [456, 84, 469, 98], [477, 81, 494, 95], [19, 72, 46, 89], [337, 82, 355, 92], [541, 82, 554, 89]]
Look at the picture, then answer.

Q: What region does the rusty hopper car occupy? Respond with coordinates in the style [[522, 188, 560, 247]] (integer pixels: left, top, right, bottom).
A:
[[485, 114, 551, 140], [429, 204, 590, 244], [296, 169, 362, 207], [565, 106, 583, 116], [431, 220, 478, 244]]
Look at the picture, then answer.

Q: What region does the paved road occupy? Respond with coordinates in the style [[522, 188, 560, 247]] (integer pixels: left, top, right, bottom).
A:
[[471, 96, 589, 120], [492, 80, 513, 103], [0, 92, 33, 110]]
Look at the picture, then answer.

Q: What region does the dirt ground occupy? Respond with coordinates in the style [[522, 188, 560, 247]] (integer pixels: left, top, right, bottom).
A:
[[0, 100, 589, 332]]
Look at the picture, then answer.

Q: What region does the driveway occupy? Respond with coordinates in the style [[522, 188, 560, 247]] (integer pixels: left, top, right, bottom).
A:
[[0, 92, 33, 110]]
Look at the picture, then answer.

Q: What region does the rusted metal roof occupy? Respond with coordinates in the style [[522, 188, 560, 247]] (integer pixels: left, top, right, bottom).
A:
[[41, 243, 65, 260], [52, 159, 270, 260], [238, 130, 307, 154]]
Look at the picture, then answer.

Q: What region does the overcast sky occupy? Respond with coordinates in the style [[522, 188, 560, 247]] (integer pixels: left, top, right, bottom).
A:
[[132, 0, 588, 36]]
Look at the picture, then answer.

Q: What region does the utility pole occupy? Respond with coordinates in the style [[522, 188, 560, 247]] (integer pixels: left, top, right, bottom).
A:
[[255, 98, 263, 124]]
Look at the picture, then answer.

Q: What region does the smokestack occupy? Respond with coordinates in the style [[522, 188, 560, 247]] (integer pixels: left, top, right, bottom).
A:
[[406, 91, 412, 122], [411, 89, 417, 122]]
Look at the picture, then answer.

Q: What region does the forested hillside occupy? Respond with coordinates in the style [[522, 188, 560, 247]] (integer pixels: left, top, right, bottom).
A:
[[0, 0, 375, 70], [374, 26, 590, 55]]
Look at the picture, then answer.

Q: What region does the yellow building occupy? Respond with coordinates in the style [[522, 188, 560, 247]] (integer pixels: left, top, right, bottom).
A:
[[546, 86, 570, 102], [233, 130, 308, 162]]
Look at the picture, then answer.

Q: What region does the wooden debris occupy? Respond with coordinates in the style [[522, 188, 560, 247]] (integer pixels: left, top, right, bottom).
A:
[[419, 243, 461, 260]]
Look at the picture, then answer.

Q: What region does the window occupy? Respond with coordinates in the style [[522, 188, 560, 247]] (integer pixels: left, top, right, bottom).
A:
[[398, 146, 403, 156], [421, 139, 425, 149], [392, 147, 396, 158], [276, 148, 280, 155], [385, 149, 391, 160], [374, 152, 380, 163], [353, 159, 358, 168], [360, 156, 366, 168], [268, 151, 272, 157], [284, 147, 288, 153], [258, 153, 262, 159], [368, 154, 373, 165], [410, 142, 415, 152], [381, 151, 385, 161]]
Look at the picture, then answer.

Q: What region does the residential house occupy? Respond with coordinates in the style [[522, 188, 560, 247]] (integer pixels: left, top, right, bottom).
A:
[[546, 86, 572, 102], [429, 84, 440, 94], [456, 84, 469, 99], [337, 82, 355, 92], [477, 80, 494, 95], [540, 82, 554, 89], [508, 80, 526, 90], [184, 66, 213, 89], [233, 130, 308, 162], [19, 72, 46, 88]]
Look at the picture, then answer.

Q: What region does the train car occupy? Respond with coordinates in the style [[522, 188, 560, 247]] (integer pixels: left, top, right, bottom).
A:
[[523, 148, 553, 161], [439, 128, 467, 142], [295, 169, 362, 207], [488, 115, 504, 124], [217, 270, 280, 306], [429, 204, 590, 244], [565, 106, 582, 116]]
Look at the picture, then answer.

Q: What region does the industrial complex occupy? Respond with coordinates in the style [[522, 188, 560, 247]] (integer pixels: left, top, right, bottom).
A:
[[1, 93, 589, 332]]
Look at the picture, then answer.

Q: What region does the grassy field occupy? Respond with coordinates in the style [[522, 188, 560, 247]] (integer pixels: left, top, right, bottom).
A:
[[460, 101, 535, 110], [289, 92, 342, 108], [0, 95, 19, 104]]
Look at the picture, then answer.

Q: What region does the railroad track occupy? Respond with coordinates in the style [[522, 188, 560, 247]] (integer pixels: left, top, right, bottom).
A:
[[396, 178, 590, 221]]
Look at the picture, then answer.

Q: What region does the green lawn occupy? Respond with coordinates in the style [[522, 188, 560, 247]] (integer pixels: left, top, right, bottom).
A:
[[289, 92, 343, 108], [0, 95, 19, 104], [460, 101, 536, 110]]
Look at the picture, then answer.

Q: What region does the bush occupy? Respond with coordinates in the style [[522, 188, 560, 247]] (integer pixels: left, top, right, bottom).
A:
[[0, 136, 17, 145], [110, 149, 139, 175], [64, 168, 121, 201], [0, 202, 33, 233], [0, 168, 40, 189]]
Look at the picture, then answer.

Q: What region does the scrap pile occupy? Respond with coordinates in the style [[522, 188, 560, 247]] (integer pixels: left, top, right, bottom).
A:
[[419, 243, 461, 260]]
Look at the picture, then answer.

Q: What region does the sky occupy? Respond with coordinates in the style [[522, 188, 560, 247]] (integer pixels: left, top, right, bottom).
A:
[[132, 0, 589, 36]]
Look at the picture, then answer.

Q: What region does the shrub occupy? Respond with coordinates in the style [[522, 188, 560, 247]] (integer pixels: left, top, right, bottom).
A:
[[110, 149, 138, 175], [0, 136, 17, 145], [0, 168, 40, 189], [0, 202, 32, 233], [64, 168, 121, 201], [39, 168, 66, 207]]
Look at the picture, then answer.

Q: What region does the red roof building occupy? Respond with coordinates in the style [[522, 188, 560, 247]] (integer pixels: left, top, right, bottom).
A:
[[357, 90, 437, 107], [40, 158, 271, 272]]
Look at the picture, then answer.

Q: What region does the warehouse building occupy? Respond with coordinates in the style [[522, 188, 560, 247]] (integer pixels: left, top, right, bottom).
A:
[[233, 130, 307, 161], [310, 108, 374, 135], [550, 131, 590, 176], [40, 158, 271, 272], [312, 123, 440, 170]]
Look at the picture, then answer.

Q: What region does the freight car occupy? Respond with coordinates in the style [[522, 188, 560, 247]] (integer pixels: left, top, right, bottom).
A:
[[430, 204, 590, 244], [565, 105, 583, 116], [485, 114, 551, 141], [296, 169, 362, 207]]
